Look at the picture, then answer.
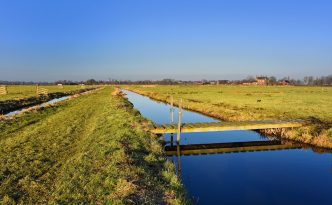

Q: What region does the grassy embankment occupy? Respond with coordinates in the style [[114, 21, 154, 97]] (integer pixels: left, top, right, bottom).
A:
[[0, 85, 96, 114], [0, 87, 186, 204], [124, 85, 332, 149]]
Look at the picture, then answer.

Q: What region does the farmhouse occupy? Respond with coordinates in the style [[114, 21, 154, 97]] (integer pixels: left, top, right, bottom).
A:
[[256, 76, 268, 85], [242, 76, 268, 86], [278, 80, 290, 86]]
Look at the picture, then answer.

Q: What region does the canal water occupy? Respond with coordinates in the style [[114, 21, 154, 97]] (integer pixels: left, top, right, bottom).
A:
[[123, 90, 332, 205], [5, 96, 70, 117]]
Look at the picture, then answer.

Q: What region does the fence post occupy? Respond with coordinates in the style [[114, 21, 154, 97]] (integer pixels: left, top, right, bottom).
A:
[[0, 85, 8, 95], [36, 84, 39, 96], [176, 99, 182, 143]]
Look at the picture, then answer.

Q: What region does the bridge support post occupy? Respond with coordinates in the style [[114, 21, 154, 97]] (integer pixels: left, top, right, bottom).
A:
[[170, 96, 174, 145], [170, 96, 174, 124], [176, 99, 182, 143]]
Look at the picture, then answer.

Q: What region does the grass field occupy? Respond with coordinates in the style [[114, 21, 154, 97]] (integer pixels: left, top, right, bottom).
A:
[[125, 85, 332, 148], [125, 85, 332, 122], [0, 85, 95, 101], [0, 87, 186, 204], [0, 85, 97, 115]]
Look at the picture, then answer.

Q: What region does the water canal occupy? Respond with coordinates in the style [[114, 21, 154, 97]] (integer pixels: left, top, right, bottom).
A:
[[123, 90, 332, 205], [5, 96, 70, 117]]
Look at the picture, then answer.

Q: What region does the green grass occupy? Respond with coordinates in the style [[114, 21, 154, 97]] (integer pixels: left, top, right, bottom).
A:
[[0, 85, 95, 101], [0, 87, 187, 204], [0, 85, 97, 115], [125, 85, 332, 122], [124, 85, 332, 148]]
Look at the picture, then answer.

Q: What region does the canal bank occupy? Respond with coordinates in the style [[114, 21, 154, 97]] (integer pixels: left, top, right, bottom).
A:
[[124, 87, 332, 150], [123, 89, 332, 205], [0, 88, 188, 204]]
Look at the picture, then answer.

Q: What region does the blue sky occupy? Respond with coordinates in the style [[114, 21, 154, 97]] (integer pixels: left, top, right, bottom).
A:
[[0, 0, 331, 81]]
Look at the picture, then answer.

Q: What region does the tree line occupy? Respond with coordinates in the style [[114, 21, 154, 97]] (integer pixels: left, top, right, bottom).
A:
[[1, 75, 332, 86]]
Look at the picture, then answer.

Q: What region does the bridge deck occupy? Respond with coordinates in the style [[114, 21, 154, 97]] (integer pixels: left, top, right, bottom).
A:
[[151, 119, 305, 134]]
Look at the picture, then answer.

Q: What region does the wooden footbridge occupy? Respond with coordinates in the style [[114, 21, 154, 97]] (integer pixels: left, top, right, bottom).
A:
[[151, 119, 304, 134], [150, 98, 305, 143]]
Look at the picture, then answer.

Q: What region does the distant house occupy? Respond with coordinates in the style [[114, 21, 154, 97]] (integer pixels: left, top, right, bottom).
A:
[[241, 76, 268, 86], [256, 76, 268, 85], [278, 80, 290, 86], [196, 79, 209, 85], [218, 80, 229, 85]]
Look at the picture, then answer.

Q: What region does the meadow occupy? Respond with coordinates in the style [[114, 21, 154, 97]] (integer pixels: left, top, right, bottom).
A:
[[0, 85, 96, 115], [125, 85, 332, 148], [0, 87, 186, 204], [0, 85, 95, 101]]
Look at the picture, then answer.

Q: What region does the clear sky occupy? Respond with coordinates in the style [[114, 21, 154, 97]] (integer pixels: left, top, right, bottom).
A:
[[0, 0, 331, 81]]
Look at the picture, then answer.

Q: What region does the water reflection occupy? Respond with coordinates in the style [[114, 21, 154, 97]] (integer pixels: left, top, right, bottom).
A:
[[166, 139, 302, 156], [169, 138, 302, 178], [176, 142, 182, 178]]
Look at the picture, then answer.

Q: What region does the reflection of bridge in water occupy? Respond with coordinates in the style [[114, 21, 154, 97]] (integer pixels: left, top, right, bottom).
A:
[[165, 140, 301, 156], [166, 140, 302, 177]]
